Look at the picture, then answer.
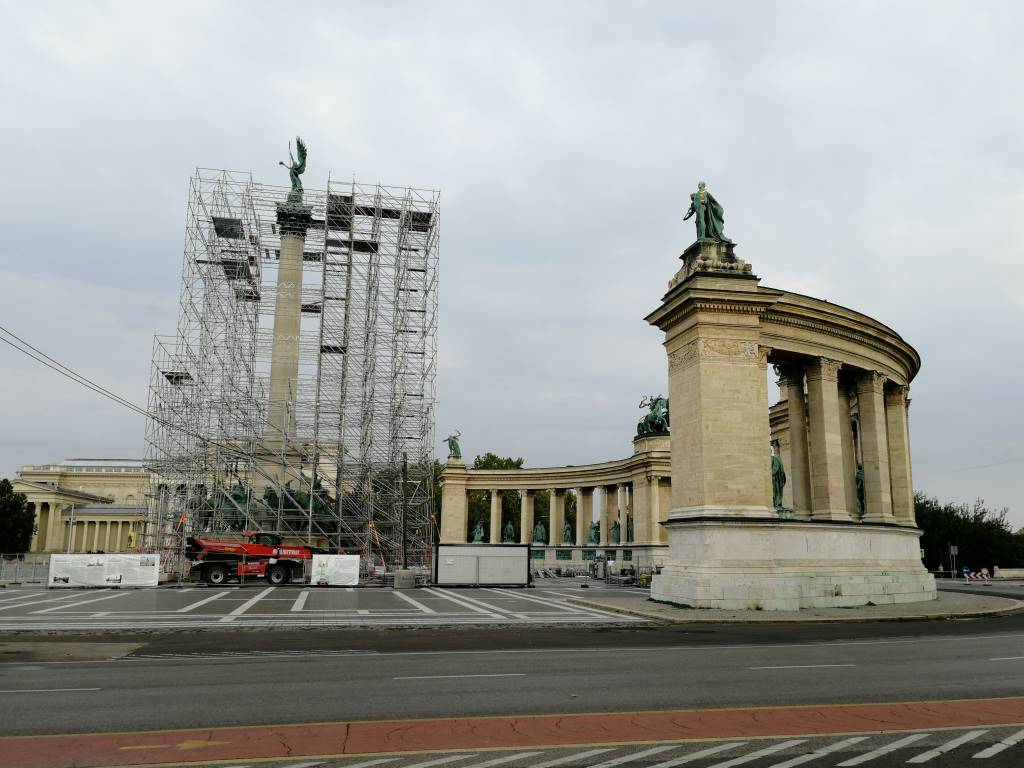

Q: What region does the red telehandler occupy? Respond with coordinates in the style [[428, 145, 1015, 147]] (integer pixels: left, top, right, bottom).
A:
[[185, 531, 326, 585]]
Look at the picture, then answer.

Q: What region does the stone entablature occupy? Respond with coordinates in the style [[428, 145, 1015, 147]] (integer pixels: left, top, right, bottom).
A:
[[440, 436, 672, 565]]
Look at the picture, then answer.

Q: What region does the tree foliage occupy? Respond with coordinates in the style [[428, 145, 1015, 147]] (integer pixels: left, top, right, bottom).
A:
[[915, 492, 1024, 571], [467, 453, 524, 540], [0, 479, 36, 554]]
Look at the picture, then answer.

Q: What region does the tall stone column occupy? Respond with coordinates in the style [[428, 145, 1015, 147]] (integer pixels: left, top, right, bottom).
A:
[[806, 357, 850, 520], [631, 476, 650, 545], [782, 365, 812, 518], [838, 384, 859, 517], [264, 201, 313, 477], [886, 385, 915, 526], [600, 485, 615, 545], [489, 490, 502, 544], [45, 503, 61, 551], [856, 371, 894, 523], [520, 490, 534, 544], [576, 488, 592, 546], [28, 504, 39, 551], [104, 520, 113, 552], [647, 476, 662, 543], [439, 460, 469, 543], [617, 484, 628, 543], [550, 489, 565, 545]]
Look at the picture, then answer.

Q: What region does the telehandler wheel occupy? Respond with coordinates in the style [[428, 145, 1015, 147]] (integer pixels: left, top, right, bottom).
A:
[[205, 564, 229, 586], [266, 564, 289, 585]]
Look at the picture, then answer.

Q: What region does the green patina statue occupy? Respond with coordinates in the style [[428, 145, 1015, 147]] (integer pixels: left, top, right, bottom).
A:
[[637, 395, 670, 436], [683, 181, 732, 243], [279, 136, 307, 206], [587, 521, 600, 544], [471, 520, 485, 543], [533, 519, 547, 544], [563, 521, 573, 545], [771, 453, 787, 510], [502, 520, 515, 543], [445, 430, 462, 460], [610, 520, 621, 544]]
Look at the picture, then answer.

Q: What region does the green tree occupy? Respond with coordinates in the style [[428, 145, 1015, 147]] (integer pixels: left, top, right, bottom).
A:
[[915, 492, 1024, 572], [0, 479, 36, 554], [467, 453, 523, 541]]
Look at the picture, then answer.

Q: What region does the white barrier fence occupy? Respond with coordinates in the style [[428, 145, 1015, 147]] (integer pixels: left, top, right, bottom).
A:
[[48, 554, 159, 588]]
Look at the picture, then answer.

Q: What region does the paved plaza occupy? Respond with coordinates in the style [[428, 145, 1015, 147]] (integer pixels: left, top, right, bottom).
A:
[[0, 580, 647, 631]]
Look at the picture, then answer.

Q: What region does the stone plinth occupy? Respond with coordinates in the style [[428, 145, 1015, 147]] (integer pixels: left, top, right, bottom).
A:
[[651, 520, 936, 610], [439, 459, 469, 543], [669, 240, 753, 289]]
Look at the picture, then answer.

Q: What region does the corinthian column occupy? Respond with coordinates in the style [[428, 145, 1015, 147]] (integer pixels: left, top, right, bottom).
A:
[[886, 385, 915, 525], [805, 357, 850, 520], [856, 371, 894, 523], [781, 364, 812, 518]]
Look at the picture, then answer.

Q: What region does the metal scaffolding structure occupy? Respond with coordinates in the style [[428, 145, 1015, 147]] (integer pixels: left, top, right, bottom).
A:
[[145, 168, 439, 574]]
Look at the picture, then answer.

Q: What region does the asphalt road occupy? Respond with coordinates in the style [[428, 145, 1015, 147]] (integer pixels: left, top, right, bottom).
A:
[[2, 615, 1024, 736]]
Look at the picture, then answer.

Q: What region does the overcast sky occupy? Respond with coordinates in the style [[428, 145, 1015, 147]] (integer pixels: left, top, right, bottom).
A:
[[1, 1, 1021, 528]]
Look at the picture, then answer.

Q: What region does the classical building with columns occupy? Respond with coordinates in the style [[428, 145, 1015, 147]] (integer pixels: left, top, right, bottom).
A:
[[440, 435, 671, 568], [646, 239, 934, 610], [12, 459, 148, 554]]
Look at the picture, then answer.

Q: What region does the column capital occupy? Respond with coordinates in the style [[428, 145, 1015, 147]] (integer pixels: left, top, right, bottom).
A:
[[805, 357, 842, 383], [884, 384, 910, 406], [856, 370, 888, 395], [758, 345, 771, 369]]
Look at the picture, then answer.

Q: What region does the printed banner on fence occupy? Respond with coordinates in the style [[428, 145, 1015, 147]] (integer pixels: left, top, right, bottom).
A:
[[48, 554, 159, 588], [310, 554, 360, 586]]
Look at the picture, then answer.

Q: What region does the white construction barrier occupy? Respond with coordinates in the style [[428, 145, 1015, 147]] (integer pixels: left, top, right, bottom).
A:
[[432, 544, 531, 587], [310, 554, 361, 586], [48, 554, 159, 588]]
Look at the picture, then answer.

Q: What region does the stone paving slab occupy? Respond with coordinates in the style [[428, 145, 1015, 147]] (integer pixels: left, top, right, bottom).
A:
[[567, 589, 1024, 623]]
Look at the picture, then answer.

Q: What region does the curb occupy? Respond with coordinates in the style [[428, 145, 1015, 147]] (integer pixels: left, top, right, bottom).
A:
[[566, 595, 1024, 624]]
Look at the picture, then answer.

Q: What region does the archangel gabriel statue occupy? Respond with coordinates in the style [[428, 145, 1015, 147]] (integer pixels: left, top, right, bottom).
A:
[[445, 430, 462, 460], [683, 181, 731, 244], [279, 136, 307, 205]]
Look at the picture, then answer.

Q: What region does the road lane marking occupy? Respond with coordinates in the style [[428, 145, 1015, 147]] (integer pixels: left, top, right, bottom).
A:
[[334, 760, 396, 768], [749, 664, 857, 670], [533, 748, 614, 767], [420, 588, 505, 618], [394, 673, 526, 680], [705, 739, 807, 768], [989, 656, 1024, 661], [176, 590, 229, 613], [765, 736, 869, 767], [290, 591, 309, 612], [972, 727, 1024, 758], [0, 692, 99, 696], [281, 762, 326, 768], [219, 586, 275, 622], [590, 744, 681, 767], [440, 590, 517, 616], [33, 591, 126, 613], [490, 588, 633, 619], [907, 730, 987, 763], [837, 733, 932, 766], [464, 752, 542, 768], [403, 754, 478, 768], [648, 742, 748, 767], [392, 589, 437, 614], [0, 591, 97, 611], [358, 609, 370, 614]]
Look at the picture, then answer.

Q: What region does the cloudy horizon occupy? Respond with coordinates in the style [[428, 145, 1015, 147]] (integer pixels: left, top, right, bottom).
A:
[[1, 1, 1021, 528]]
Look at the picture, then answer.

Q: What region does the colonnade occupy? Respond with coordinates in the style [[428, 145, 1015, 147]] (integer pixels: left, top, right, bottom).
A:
[[23, 502, 141, 553], [476, 478, 670, 547], [774, 357, 914, 525]]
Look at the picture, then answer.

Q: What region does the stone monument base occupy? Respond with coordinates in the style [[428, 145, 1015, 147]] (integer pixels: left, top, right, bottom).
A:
[[651, 519, 936, 611]]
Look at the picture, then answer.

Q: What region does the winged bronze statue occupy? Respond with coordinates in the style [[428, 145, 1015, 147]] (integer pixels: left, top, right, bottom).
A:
[[279, 136, 307, 203]]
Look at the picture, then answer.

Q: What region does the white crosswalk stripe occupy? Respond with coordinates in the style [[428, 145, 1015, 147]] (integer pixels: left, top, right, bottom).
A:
[[402, 754, 479, 768], [532, 748, 614, 768], [705, 739, 807, 768], [764, 736, 868, 767], [907, 730, 988, 763], [462, 752, 542, 768], [837, 733, 931, 766], [335, 759, 397, 768], [972, 726, 1024, 758], [647, 742, 749, 767], [588, 744, 681, 767]]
